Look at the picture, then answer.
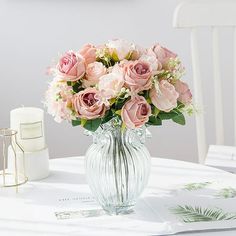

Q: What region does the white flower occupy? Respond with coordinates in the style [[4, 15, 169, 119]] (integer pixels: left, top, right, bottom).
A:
[[106, 39, 135, 60], [98, 73, 124, 98], [44, 78, 74, 123]]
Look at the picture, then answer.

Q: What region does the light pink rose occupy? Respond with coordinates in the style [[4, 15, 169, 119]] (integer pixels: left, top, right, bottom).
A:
[[121, 96, 151, 129], [152, 44, 177, 69], [150, 80, 179, 112], [98, 72, 124, 98], [174, 80, 192, 104], [124, 60, 152, 93], [83, 62, 107, 87], [79, 44, 97, 65], [72, 88, 106, 120], [57, 51, 85, 81]]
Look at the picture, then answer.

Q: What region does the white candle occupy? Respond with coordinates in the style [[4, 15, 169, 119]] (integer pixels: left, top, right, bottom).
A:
[[10, 107, 46, 152]]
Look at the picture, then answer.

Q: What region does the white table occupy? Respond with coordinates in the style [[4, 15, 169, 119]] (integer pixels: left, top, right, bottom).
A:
[[0, 156, 236, 236]]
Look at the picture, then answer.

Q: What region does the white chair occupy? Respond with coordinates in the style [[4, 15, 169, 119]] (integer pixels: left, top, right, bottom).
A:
[[173, 0, 236, 172]]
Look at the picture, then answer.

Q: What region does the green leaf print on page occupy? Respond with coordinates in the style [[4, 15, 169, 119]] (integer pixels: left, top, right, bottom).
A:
[[216, 187, 236, 199], [183, 182, 212, 191], [170, 205, 236, 223]]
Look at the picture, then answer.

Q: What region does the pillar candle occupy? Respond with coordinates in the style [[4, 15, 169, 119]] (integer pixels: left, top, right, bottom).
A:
[[10, 107, 46, 152]]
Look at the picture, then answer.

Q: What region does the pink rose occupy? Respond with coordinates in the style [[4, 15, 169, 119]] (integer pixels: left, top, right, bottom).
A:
[[79, 44, 97, 65], [124, 60, 152, 93], [72, 88, 106, 120], [121, 96, 151, 129], [98, 72, 124, 98], [83, 62, 107, 87], [174, 80, 192, 104], [150, 80, 179, 112], [152, 44, 177, 69], [57, 51, 85, 81]]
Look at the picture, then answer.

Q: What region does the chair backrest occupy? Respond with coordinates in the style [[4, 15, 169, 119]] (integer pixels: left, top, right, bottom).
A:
[[173, 0, 236, 164]]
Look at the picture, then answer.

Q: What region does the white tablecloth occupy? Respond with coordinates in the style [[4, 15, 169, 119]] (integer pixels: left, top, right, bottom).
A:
[[0, 156, 236, 236]]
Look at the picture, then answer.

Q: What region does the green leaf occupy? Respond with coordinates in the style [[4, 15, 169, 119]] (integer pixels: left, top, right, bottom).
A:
[[177, 101, 185, 109], [101, 110, 114, 124], [115, 110, 121, 116], [172, 113, 186, 125], [67, 81, 72, 86], [125, 51, 133, 60], [183, 182, 212, 191], [147, 116, 162, 126], [115, 97, 129, 110], [72, 81, 83, 93], [83, 118, 102, 132], [216, 187, 236, 199], [81, 118, 87, 127], [72, 119, 81, 126], [158, 111, 178, 120], [170, 205, 236, 223], [111, 51, 120, 62]]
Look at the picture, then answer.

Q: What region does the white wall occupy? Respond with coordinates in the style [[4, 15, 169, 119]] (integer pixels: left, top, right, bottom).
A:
[[1, 0, 233, 162]]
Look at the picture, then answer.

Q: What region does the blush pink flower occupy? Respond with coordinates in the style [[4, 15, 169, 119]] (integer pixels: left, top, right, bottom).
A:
[[57, 51, 85, 81], [79, 44, 97, 65], [45, 79, 75, 123], [174, 80, 192, 105], [124, 60, 152, 93], [98, 72, 124, 98], [107, 39, 134, 60], [121, 96, 151, 129], [83, 62, 107, 87], [150, 80, 179, 112], [72, 88, 106, 120], [139, 48, 162, 72], [152, 44, 177, 69]]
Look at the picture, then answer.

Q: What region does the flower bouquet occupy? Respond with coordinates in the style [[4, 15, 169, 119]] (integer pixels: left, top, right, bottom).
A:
[[45, 39, 194, 214]]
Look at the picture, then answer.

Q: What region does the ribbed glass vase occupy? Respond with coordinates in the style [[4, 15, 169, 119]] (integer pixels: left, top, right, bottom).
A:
[[85, 118, 151, 215]]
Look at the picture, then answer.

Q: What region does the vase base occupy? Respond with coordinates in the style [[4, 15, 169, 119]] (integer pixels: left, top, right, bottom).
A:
[[102, 204, 135, 215]]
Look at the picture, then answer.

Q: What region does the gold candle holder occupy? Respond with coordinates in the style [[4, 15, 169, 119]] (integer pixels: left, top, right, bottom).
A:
[[0, 128, 28, 192]]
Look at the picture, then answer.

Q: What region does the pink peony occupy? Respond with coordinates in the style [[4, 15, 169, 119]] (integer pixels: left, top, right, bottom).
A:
[[72, 88, 106, 120], [45, 79, 75, 122], [150, 80, 179, 112], [121, 96, 151, 129], [152, 44, 177, 69], [174, 80, 192, 105], [83, 62, 107, 87], [57, 51, 85, 81], [79, 44, 97, 65], [124, 60, 152, 93], [139, 48, 162, 72], [98, 72, 124, 98], [107, 39, 134, 60]]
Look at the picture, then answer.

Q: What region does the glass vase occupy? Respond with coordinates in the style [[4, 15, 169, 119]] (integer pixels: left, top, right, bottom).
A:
[[85, 118, 151, 215]]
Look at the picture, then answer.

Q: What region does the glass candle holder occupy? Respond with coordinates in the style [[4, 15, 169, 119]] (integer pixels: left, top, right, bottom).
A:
[[0, 128, 27, 192]]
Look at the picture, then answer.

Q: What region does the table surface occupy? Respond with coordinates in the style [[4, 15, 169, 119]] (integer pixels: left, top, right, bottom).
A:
[[0, 156, 236, 236]]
